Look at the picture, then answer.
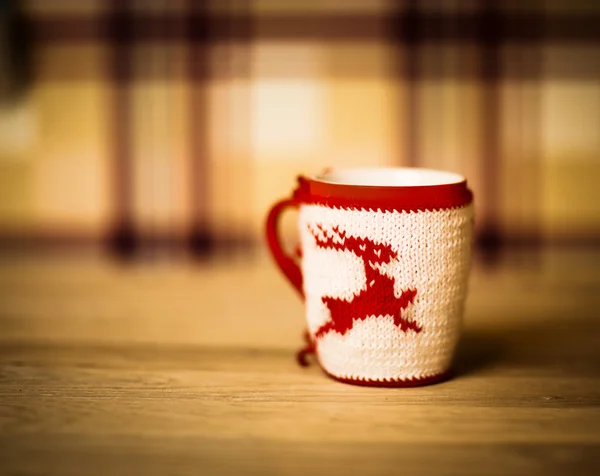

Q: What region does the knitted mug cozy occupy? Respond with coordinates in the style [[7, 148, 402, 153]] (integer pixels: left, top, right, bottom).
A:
[[266, 168, 474, 387]]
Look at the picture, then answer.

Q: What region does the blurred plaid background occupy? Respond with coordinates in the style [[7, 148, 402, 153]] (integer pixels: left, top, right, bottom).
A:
[[0, 0, 598, 259]]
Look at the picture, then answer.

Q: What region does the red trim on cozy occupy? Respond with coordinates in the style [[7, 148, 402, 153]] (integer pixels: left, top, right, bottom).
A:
[[294, 175, 473, 212], [321, 367, 452, 388]]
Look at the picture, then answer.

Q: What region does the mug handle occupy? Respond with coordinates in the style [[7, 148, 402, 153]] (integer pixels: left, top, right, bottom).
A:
[[265, 197, 303, 298], [266, 177, 316, 366]]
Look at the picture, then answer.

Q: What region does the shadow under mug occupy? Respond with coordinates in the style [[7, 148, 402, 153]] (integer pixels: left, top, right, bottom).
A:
[[266, 167, 474, 387]]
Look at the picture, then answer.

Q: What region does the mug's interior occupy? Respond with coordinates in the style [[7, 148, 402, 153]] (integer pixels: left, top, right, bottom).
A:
[[314, 168, 465, 187]]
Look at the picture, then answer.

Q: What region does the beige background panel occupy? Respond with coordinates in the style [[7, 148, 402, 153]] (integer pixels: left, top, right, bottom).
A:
[[31, 79, 110, 233], [0, 161, 33, 229]]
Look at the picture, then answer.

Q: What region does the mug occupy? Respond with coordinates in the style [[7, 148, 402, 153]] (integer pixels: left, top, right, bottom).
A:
[[265, 167, 474, 387]]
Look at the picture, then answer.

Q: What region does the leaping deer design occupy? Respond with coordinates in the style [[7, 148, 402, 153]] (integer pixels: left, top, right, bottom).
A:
[[309, 224, 421, 339]]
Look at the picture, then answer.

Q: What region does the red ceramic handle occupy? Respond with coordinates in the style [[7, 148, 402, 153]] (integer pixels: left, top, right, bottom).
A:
[[265, 198, 303, 298]]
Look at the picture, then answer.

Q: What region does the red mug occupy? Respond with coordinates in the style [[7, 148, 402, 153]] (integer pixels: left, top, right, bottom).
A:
[[266, 167, 474, 386]]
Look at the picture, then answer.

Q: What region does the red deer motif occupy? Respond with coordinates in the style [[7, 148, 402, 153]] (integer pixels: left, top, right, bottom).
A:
[[309, 224, 421, 339]]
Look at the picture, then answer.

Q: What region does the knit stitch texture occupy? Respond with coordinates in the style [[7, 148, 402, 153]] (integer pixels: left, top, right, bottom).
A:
[[298, 203, 474, 384]]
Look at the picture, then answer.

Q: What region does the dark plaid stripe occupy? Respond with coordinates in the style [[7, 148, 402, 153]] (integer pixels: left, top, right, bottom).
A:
[[107, 0, 136, 256], [28, 11, 600, 45], [26, 11, 600, 82]]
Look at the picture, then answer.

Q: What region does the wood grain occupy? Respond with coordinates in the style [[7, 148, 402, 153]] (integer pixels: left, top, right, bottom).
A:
[[1, 250, 599, 475]]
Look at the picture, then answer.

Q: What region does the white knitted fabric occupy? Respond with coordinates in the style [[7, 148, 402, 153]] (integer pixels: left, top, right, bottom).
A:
[[298, 203, 474, 383]]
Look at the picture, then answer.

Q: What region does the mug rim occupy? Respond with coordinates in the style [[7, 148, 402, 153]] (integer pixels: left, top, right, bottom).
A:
[[310, 167, 466, 188], [294, 167, 473, 212]]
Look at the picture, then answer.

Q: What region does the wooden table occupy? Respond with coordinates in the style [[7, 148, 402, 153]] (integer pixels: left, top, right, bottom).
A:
[[1, 249, 599, 475]]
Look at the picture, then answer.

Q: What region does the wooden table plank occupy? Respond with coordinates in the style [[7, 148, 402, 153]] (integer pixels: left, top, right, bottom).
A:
[[2, 436, 597, 476], [0, 250, 599, 474]]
